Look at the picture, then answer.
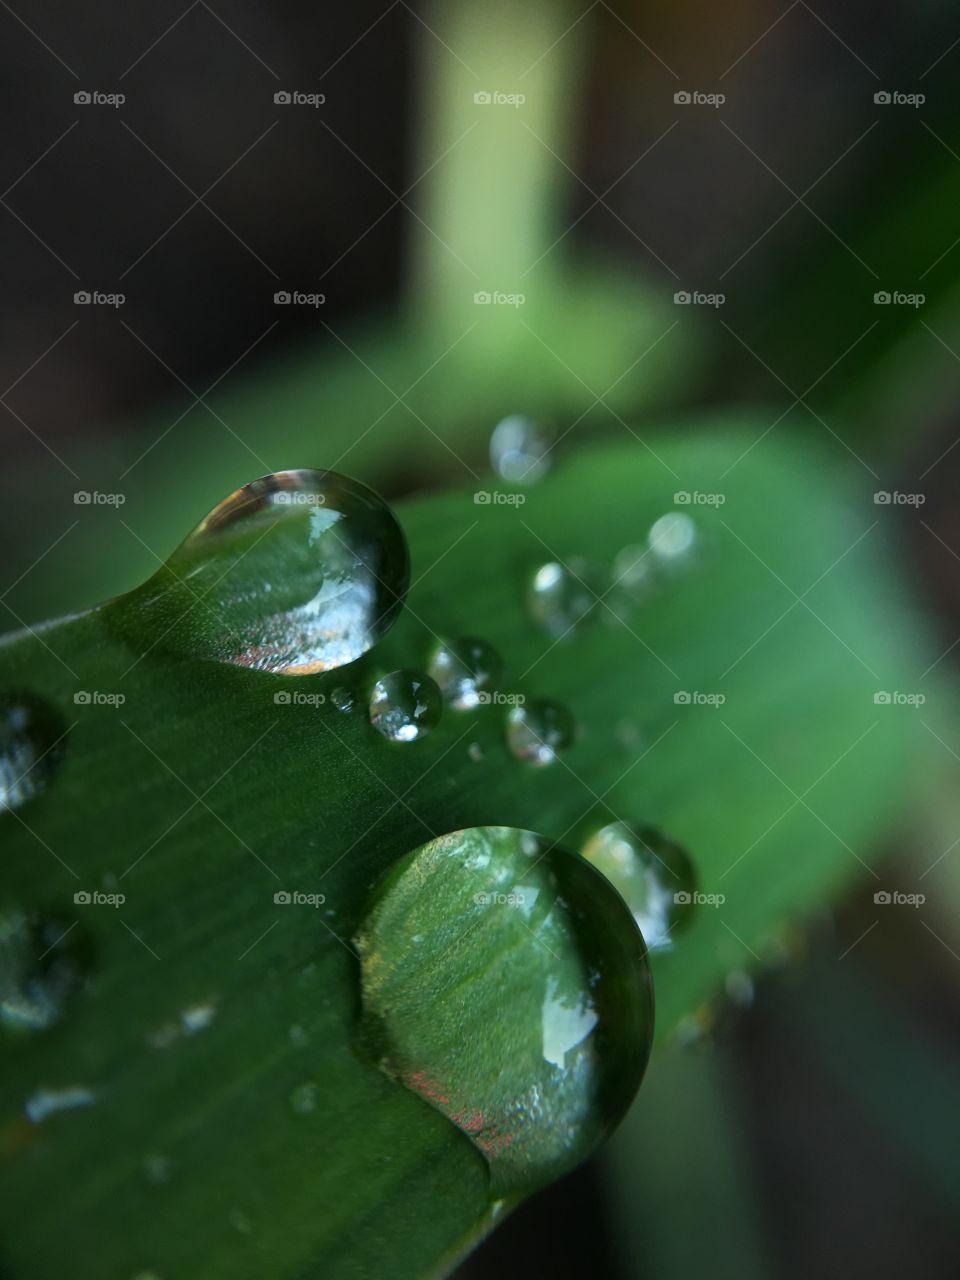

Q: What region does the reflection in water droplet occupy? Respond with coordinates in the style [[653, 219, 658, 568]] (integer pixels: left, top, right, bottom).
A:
[[0, 910, 90, 1032], [579, 823, 696, 951], [490, 415, 554, 484], [648, 512, 696, 565], [527, 560, 600, 638], [0, 694, 67, 812], [427, 637, 502, 710], [111, 470, 409, 675], [369, 671, 442, 743], [330, 686, 354, 713], [290, 1081, 318, 1114], [506, 700, 574, 766], [354, 826, 652, 1193]]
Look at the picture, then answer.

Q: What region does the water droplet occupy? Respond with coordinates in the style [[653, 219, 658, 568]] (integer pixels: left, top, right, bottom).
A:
[[527, 560, 601, 637], [579, 823, 696, 951], [648, 512, 696, 566], [467, 742, 484, 763], [289, 1081, 318, 1114], [0, 693, 67, 812], [25, 1084, 96, 1124], [427, 637, 503, 710], [506, 700, 574, 766], [612, 544, 655, 599], [112, 470, 409, 674], [490, 415, 554, 484], [143, 1152, 173, 1185], [228, 1207, 253, 1235], [354, 826, 653, 1194], [369, 670, 442, 743], [330, 686, 354, 713], [0, 910, 90, 1033]]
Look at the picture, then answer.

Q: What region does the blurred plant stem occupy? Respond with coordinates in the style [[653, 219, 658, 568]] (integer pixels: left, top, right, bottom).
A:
[[602, 1048, 774, 1280], [410, 0, 584, 323]]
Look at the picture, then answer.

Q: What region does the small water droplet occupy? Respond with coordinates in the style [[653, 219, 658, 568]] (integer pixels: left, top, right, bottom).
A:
[[427, 637, 503, 710], [369, 670, 442, 742], [612, 544, 655, 599], [527, 560, 601, 637], [579, 823, 696, 951], [506, 699, 574, 766], [0, 910, 90, 1033], [330, 686, 354, 713], [0, 693, 67, 812], [289, 1081, 318, 1114], [228, 1207, 253, 1235], [143, 1152, 173, 1185], [111, 470, 409, 674], [467, 742, 484, 763], [354, 826, 652, 1193], [648, 512, 696, 565], [25, 1084, 96, 1124], [490, 415, 554, 484], [725, 969, 755, 1008]]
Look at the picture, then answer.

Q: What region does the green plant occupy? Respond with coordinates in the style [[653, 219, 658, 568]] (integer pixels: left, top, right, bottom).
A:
[[0, 424, 935, 1278]]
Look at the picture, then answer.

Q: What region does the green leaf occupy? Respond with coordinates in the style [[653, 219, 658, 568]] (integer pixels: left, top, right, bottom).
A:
[[0, 426, 933, 1278]]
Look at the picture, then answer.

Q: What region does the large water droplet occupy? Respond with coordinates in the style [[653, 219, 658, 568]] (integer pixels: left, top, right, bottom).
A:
[[112, 470, 409, 674], [0, 909, 90, 1032], [0, 694, 67, 812], [506, 699, 574, 766], [427, 637, 503, 710], [648, 512, 696, 567], [527, 560, 601, 638], [580, 823, 696, 951], [354, 826, 653, 1193], [490, 415, 554, 484], [369, 671, 442, 742]]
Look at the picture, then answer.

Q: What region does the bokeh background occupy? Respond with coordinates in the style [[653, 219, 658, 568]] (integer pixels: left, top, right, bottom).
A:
[[2, 2, 959, 1277]]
